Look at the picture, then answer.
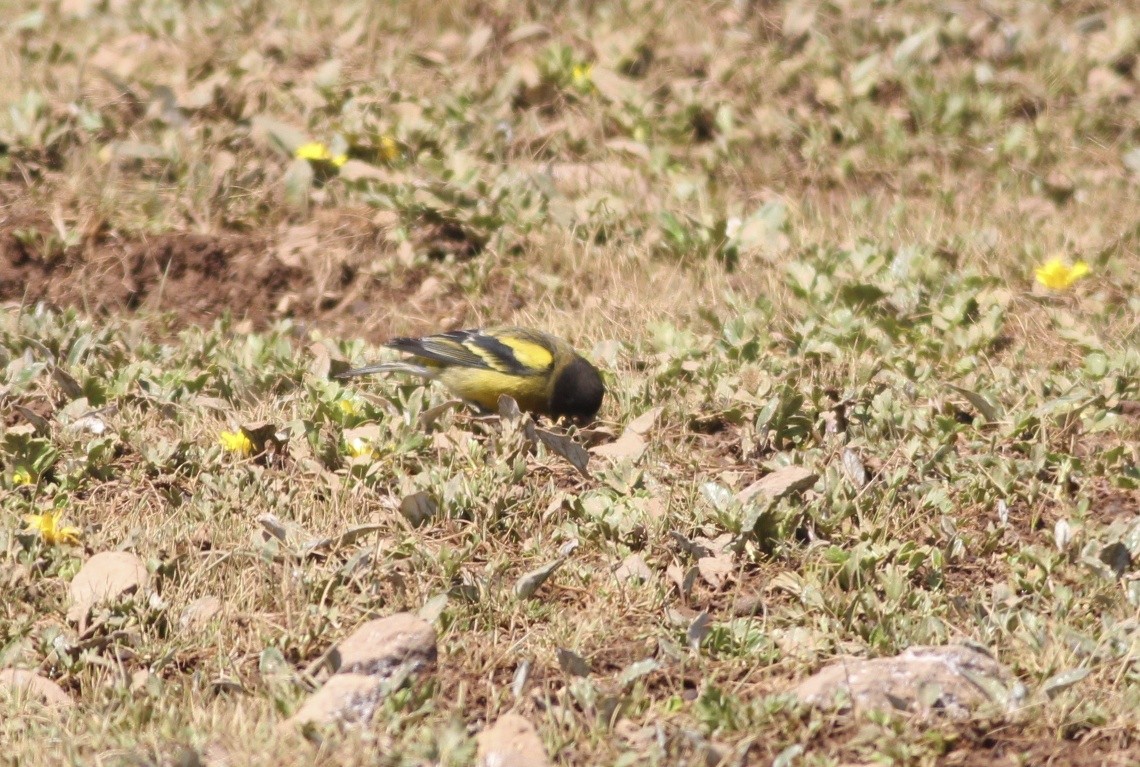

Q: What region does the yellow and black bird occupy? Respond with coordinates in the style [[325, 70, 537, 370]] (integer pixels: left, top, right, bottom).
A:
[[338, 327, 605, 421]]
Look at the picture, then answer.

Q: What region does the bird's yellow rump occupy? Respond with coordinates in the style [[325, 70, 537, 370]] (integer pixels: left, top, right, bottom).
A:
[[339, 327, 605, 421]]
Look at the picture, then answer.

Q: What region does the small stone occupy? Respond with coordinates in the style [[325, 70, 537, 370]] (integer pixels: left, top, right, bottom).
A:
[[286, 673, 389, 727], [67, 551, 149, 630], [286, 613, 437, 728], [790, 644, 1016, 718], [475, 713, 552, 767], [330, 613, 437, 675], [0, 669, 75, 708]]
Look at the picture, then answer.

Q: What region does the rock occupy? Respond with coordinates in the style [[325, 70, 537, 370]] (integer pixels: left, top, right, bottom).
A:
[[475, 713, 551, 767], [790, 644, 1018, 718], [286, 673, 393, 728], [330, 612, 437, 675], [286, 613, 436, 728], [0, 669, 75, 708], [67, 551, 149, 631], [737, 467, 818, 504]]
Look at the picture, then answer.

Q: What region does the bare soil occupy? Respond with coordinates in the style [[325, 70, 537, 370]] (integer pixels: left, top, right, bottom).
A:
[[0, 199, 474, 342], [0, 213, 290, 328]]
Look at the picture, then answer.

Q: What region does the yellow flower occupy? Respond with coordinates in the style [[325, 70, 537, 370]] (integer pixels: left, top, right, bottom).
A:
[[12, 467, 33, 486], [378, 135, 399, 162], [295, 141, 347, 168], [23, 512, 81, 546], [219, 430, 254, 455], [336, 398, 361, 417], [345, 436, 375, 459], [571, 63, 593, 91], [1035, 257, 1090, 290]]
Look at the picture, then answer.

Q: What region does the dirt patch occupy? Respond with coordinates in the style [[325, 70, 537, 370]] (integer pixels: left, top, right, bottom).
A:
[[0, 195, 497, 340], [0, 212, 299, 327], [100, 235, 278, 321]]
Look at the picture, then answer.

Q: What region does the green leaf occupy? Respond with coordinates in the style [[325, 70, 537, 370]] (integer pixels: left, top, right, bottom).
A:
[[1041, 667, 1091, 698], [947, 384, 1001, 422]]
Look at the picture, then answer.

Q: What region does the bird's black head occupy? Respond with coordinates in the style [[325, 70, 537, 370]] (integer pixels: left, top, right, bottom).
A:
[[550, 355, 605, 421]]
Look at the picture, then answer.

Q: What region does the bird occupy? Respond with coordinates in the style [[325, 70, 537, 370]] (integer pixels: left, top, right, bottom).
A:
[[338, 327, 605, 421]]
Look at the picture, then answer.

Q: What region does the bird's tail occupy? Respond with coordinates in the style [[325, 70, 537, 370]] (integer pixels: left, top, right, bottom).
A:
[[337, 361, 437, 379]]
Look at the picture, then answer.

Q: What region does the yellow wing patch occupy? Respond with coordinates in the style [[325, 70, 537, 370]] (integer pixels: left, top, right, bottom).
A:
[[389, 328, 555, 376], [496, 335, 554, 372]]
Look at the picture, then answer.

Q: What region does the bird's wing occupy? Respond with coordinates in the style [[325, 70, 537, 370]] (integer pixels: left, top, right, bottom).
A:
[[388, 329, 553, 376], [492, 329, 558, 373]]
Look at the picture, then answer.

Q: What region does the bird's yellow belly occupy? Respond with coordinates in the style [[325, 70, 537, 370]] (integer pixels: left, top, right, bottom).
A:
[[439, 367, 549, 414]]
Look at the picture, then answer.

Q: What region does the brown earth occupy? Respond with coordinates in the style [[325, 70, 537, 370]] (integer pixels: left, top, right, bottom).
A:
[[0, 224, 284, 323], [0, 188, 501, 341]]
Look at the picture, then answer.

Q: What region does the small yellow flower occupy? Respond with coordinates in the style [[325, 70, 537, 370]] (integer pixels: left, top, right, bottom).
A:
[[336, 398, 361, 417], [12, 467, 33, 486], [1035, 257, 1090, 290], [295, 141, 347, 168], [345, 436, 375, 459], [23, 512, 81, 546], [378, 135, 399, 162], [571, 63, 593, 91], [219, 430, 254, 456]]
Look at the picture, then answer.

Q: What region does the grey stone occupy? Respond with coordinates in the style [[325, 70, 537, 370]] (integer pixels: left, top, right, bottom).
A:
[[790, 644, 1018, 718], [286, 613, 436, 728]]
